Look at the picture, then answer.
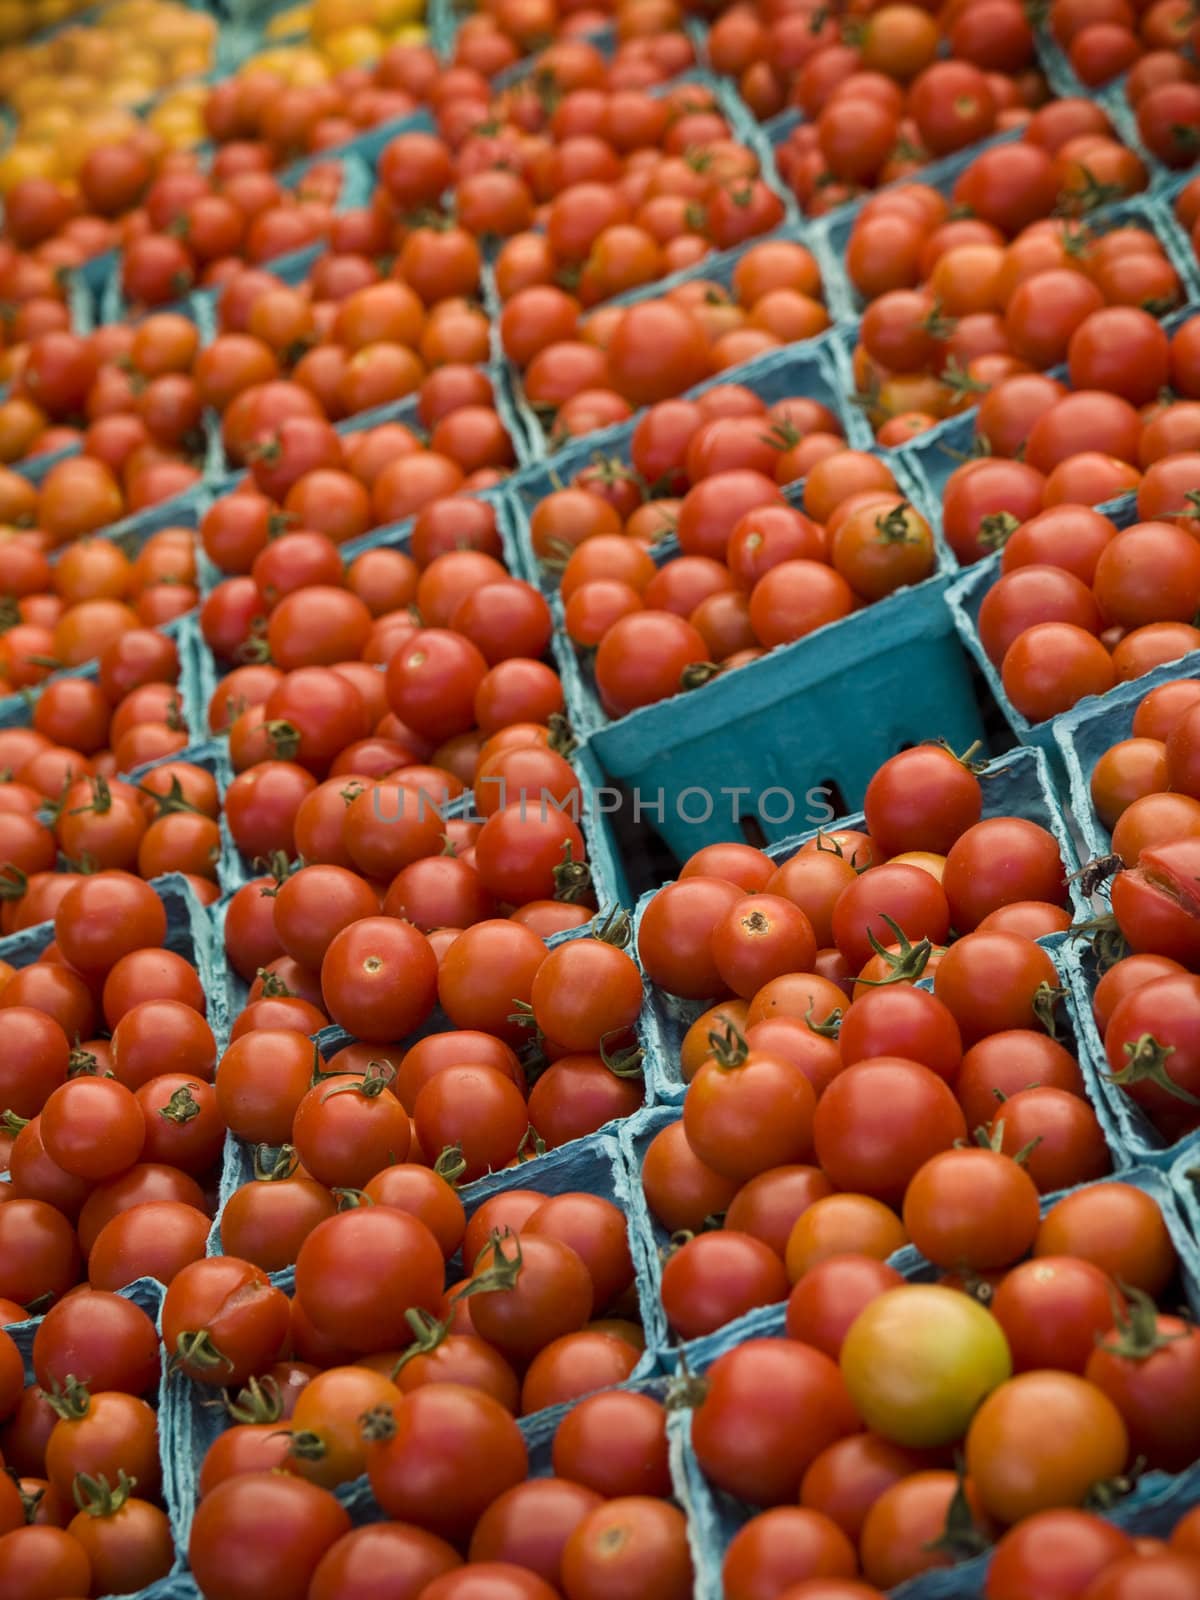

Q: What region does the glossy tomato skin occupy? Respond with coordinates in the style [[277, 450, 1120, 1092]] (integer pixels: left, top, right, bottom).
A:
[[812, 1059, 967, 1205], [984, 1509, 1134, 1600], [691, 1338, 859, 1506], [189, 1472, 351, 1600], [965, 1371, 1129, 1524], [1085, 1312, 1200, 1473], [308, 1523, 460, 1600], [364, 1383, 528, 1544], [840, 1284, 1012, 1448], [991, 1256, 1120, 1375]]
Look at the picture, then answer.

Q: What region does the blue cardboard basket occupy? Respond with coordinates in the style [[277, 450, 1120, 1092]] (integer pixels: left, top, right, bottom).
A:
[[173, 1133, 661, 1554], [502, 237, 863, 462], [97, 153, 374, 326], [128, 736, 244, 898], [0, 607, 204, 761], [815, 161, 1189, 331], [663, 1162, 1200, 1600], [1058, 931, 1200, 1171], [5, 1277, 193, 1590], [504, 337, 874, 589], [632, 744, 1086, 1105], [164, 1372, 675, 1594], [942, 492, 1198, 782], [773, 123, 1022, 239], [505, 440, 984, 858], [1053, 651, 1200, 867], [0, 869, 229, 1064]]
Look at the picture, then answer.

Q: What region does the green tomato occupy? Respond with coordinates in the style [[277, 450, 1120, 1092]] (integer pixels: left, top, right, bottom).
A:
[[839, 1283, 1012, 1447]]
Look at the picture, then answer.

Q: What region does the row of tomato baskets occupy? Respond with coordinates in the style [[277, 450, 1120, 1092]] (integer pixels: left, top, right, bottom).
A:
[[5, 5, 1200, 1595]]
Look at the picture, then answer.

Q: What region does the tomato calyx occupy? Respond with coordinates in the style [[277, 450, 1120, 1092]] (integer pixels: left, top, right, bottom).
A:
[[972, 1118, 1041, 1169], [1032, 980, 1066, 1040], [255, 968, 293, 998], [59, 848, 100, 876], [73, 1469, 138, 1520], [1083, 1461, 1143, 1513], [514, 1124, 548, 1164], [253, 1143, 302, 1182], [0, 1111, 28, 1138], [1098, 1283, 1190, 1362], [433, 1142, 468, 1188], [922, 1472, 990, 1560], [976, 511, 1020, 552], [359, 1402, 398, 1444], [591, 906, 633, 949], [664, 1351, 708, 1411], [856, 915, 933, 987], [599, 1030, 644, 1079], [46, 1376, 93, 1423], [263, 719, 302, 762], [67, 775, 115, 819], [458, 1227, 525, 1296], [253, 852, 302, 895], [68, 1043, 113, 1081], [332, 1187, 372, 1210], [139, 775, 204, 818], [804, 1002, 842, 1038], [706, 1020, 750, 1071], [169, 1329, 235, 1381], [680, 660, 724, 693], [18, 1483, 45, 1525], [1070, 910, 1128, 971], [321, 1060, 397, 1103], [234, 618, 273, 667], [284, 1429, 329, 1466], [547, 712, 577, 756], [390, 1307, 451, 1377], [0, 865, 28, 902], [159, 1083, 203, 1124], [219, 1375, 284, 1426], [553, 840, 593, 904], [1108, 1032, 1200, 1106], [1055, 164, 1124, 218], [940, 360, 989, 406]]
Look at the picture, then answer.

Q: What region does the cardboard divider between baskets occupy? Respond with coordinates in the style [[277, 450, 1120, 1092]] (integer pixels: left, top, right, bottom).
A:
[[505, 420, 985, 858], [0, 605, 207, 766], [1058, 931, 1200, 1172], [504, 335, 874, 592], [1053, 649, 1200, 869], [630, 744, 1087, 1105], [499, 232, 865, 464], [656, 1161, 1200, 1600]]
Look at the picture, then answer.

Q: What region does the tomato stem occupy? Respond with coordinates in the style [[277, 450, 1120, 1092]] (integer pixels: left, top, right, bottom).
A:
[[72, 1470, 136, 1519], [1109, 1033, 1200, 1105], [222, 1375, 283, 1425]]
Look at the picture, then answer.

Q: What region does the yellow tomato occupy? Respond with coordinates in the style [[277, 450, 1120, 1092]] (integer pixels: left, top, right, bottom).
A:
[[265, 5, 312, 35], [321, 23, 383, 65], [840, 1284, 1013, 1448], [0, 143, 62, 193], [383, 0, 427, 22], [20, 106, 78, 145], [310, 0, 383, 37]]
